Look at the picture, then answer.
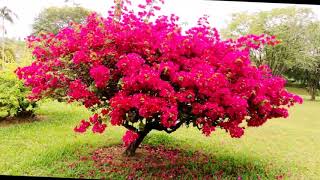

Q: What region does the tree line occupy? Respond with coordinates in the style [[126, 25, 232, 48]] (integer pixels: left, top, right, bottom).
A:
[[222, 6, 320, 100]]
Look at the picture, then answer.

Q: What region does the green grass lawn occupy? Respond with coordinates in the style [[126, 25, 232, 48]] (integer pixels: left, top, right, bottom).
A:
[[0, 90, 319, 179], [286, 86, 309, 96]]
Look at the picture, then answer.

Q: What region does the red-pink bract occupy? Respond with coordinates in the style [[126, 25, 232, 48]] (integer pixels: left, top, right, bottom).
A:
[[122, 130, 139, 147]]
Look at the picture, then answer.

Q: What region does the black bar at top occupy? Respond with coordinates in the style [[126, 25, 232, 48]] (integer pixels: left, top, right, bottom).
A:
[[203, 0, 320, 6]]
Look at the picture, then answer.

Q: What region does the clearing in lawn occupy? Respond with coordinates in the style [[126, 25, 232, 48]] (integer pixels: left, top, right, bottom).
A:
[[0, 90, 319, 179]]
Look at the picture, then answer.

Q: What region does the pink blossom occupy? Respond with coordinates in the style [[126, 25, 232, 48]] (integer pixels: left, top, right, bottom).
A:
[[122, 130, 139, 147], [89, 65, 110, 88], [74, 120, 91, 133]]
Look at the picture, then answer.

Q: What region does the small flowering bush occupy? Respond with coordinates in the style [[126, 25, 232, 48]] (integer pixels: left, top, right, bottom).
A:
[[16, 0, 302, 156]]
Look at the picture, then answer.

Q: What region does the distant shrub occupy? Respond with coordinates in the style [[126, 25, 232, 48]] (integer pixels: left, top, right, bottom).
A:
[[0, 69, 37, 119]]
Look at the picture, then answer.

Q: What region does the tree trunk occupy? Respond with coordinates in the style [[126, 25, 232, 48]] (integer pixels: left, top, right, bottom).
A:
[[310, 86, 316, 101], [311, 90, 316, 101], [124, 128, 151, 157]]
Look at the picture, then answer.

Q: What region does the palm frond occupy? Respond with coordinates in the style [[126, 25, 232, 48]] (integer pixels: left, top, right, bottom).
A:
[[0, 6, 18, 23]]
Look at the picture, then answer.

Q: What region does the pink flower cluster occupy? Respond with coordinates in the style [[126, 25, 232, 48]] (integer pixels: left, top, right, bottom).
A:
[[68, 79, 100, 108], [15, 61, 67, 101], [74, 113, 107, 133], [89, 65, 110, 88], [109, 92, 178, 128], [122, 130, 139, 147], [17, 0, 302, 144]]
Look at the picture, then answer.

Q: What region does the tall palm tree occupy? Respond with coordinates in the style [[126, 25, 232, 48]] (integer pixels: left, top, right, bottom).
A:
[[0, 6, 18, 69]]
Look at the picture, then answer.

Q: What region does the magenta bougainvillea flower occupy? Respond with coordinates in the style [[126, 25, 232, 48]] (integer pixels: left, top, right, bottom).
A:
[[16, 0, 302, 155]]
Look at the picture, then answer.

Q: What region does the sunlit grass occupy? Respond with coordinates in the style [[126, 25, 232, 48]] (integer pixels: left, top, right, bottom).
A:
[[286, 86, 309, 96], [0, 89, 319, 179]]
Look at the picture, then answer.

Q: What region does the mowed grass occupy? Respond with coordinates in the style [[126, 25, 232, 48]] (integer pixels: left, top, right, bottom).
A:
[[0, 88, 319, 179], [286, 86, 309, 96]]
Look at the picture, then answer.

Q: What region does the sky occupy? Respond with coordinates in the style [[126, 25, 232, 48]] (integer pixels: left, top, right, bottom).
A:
[[1, 0, 320, 40]]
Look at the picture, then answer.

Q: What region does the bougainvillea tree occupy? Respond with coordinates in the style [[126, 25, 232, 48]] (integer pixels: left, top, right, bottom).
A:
[[16, 0, 302, 156]]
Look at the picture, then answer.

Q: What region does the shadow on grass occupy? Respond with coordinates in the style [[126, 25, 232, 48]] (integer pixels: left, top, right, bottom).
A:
[[0, 115, 47, 127], [26, 133, 289, 179], [143, 133, 287, 179]]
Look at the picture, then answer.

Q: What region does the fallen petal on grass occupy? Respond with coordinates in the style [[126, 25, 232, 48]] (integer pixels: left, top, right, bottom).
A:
[[73, 144, 216, 179]]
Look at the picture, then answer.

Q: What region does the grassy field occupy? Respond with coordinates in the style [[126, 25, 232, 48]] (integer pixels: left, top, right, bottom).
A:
[[286, 86, 309, 96], [0, 89, 319, 179]]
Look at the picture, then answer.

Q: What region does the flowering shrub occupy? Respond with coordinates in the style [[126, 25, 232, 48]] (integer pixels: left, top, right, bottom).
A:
[[16, 0, 302, 156], [0, 69, 37, 119]]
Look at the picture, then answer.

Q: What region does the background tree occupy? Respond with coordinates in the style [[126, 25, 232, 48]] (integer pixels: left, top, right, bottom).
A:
[[0, 45, 15, 64], [32, 6, 91, 35], [222, 7, 315, 76], [4, 39, 26, 63], [286, 22, 320, 100], [0, 38, 31, 69], [222, 7, 320, 99], [0, 6, 18, 70]]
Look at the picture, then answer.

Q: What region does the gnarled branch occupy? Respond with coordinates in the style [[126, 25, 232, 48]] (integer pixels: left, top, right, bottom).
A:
[[163, 120, 185, 133], [122, 121, 139, 133]]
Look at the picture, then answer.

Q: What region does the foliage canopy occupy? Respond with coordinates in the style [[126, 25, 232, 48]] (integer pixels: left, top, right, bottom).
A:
[[32, 6, 91, 35]]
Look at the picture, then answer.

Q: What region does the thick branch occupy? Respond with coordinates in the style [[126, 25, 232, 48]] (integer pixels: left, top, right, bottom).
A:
[[146, 119, 185, 134], [124, 124, 152, 156], [122, 121, 139, 133], [163, 120, 185, 133]]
